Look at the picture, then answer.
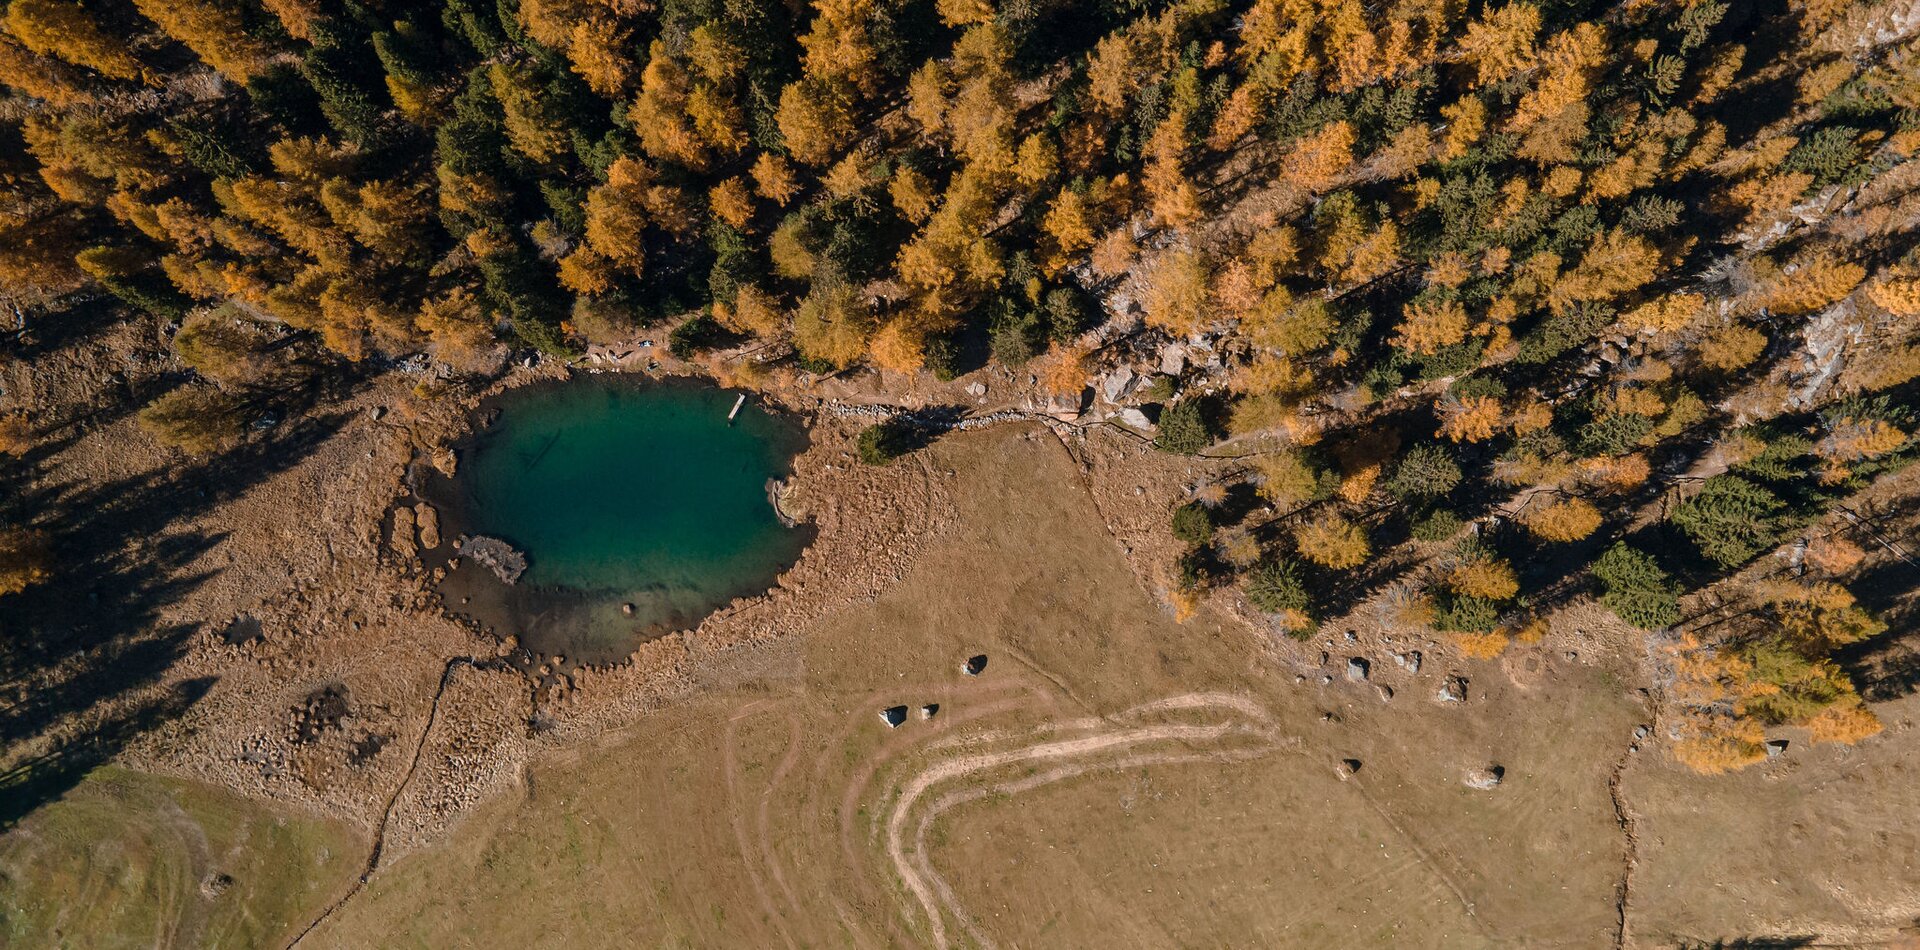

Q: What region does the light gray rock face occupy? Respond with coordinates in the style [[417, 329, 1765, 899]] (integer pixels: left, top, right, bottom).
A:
[[456, 534, 528, 585], [1159, 343, 1187, 376]]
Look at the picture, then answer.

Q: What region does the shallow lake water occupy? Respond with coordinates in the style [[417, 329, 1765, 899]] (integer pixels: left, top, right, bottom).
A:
[[422, 376, 811, 664]]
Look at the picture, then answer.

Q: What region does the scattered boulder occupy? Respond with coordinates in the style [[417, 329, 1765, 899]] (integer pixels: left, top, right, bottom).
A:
[[1437, 676, 1468, 703], [920, 704, 939, 720], [200, 873, 234, 899], [1346, 657, 1370, 682], [964, 381, 988, 397], [1115, 407, 1155, 431], [1633, 725, 1650, 740], [1159, 343, 1187, 376], [1375, 684, 1395, 702], [1393, 651, 1423, 674], [1463, 765, 1505, 789], [879, 705, 908, 728], [1336, 758, 1362, 780], [1766, 738, 1789, 757], [1100, 367, 1137, 403]]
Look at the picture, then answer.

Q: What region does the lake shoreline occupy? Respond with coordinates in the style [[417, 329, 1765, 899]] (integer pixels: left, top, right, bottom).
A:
[[406, 372, 816, 668]]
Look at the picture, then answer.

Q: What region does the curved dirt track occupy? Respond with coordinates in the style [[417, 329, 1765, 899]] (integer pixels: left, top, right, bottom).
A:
[[713, 683, 1296, 949], [875, 692, 1294, 948]]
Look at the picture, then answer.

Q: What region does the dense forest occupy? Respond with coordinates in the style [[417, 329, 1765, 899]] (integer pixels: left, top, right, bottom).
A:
[[0, 0, 1916, 773]]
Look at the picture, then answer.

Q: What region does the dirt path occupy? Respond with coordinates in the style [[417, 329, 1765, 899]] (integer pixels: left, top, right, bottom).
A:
[[1610, 692, 1656, 949], [283, 657, 477, 949]]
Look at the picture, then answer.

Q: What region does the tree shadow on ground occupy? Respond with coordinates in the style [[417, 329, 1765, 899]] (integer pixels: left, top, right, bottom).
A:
[[1838, 550, 1920, 702], [0, 675, 213, 833], [0, 296, 126, 363], [1675, 937, 1817, 950], [0, 411, 350, 826], [889, 405, 973, 453]]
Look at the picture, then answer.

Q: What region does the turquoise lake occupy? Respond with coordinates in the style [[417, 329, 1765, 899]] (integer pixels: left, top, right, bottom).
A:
[[425, 376, 811, 663]]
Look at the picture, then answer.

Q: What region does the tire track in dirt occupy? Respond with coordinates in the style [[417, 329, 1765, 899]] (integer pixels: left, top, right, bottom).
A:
[[723, 701, 800, 949], [830, 683, 1045, 875], [877, 693, 1289, 948], [778, 678, 1041, 948], [1339, 771, 1500, 943], [912, 742, 1291, 948], [756, 712, 808, 925]]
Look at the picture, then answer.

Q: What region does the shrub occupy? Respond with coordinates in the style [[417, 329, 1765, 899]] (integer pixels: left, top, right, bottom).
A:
[[1175, 547, 1214, 590], [1780, 125, 1863, 186], [1386, 444, 1462, 499], [1432, 592, 1502, 632], [922, 333, 962, 381], [1253, 450, 1333, 508], [1171, 502, 1215, 545], [1524, 497, 1603, 542], [1293, 512, 1370, 569], [1590, 543, 1680, 629], [1516, 302, 1612, 363], [1043, 286, 1092, 341], [1670, 475, 1789, 568], [1412, 508, 1465, 541], [1578, 411, 1654, 456], [988, 299, 1042, 367], [1448, 375, 1508, 401], [856, 418, 912, 465], [1245, 557, 1311, 616], [1155, 399, 1216, 454], [1448, 555, 1518, 600], [138, 386, 248, 455]]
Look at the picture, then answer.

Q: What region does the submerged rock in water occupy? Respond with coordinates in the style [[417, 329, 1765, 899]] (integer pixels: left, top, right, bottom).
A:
[[456, 534, 528, 585]]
